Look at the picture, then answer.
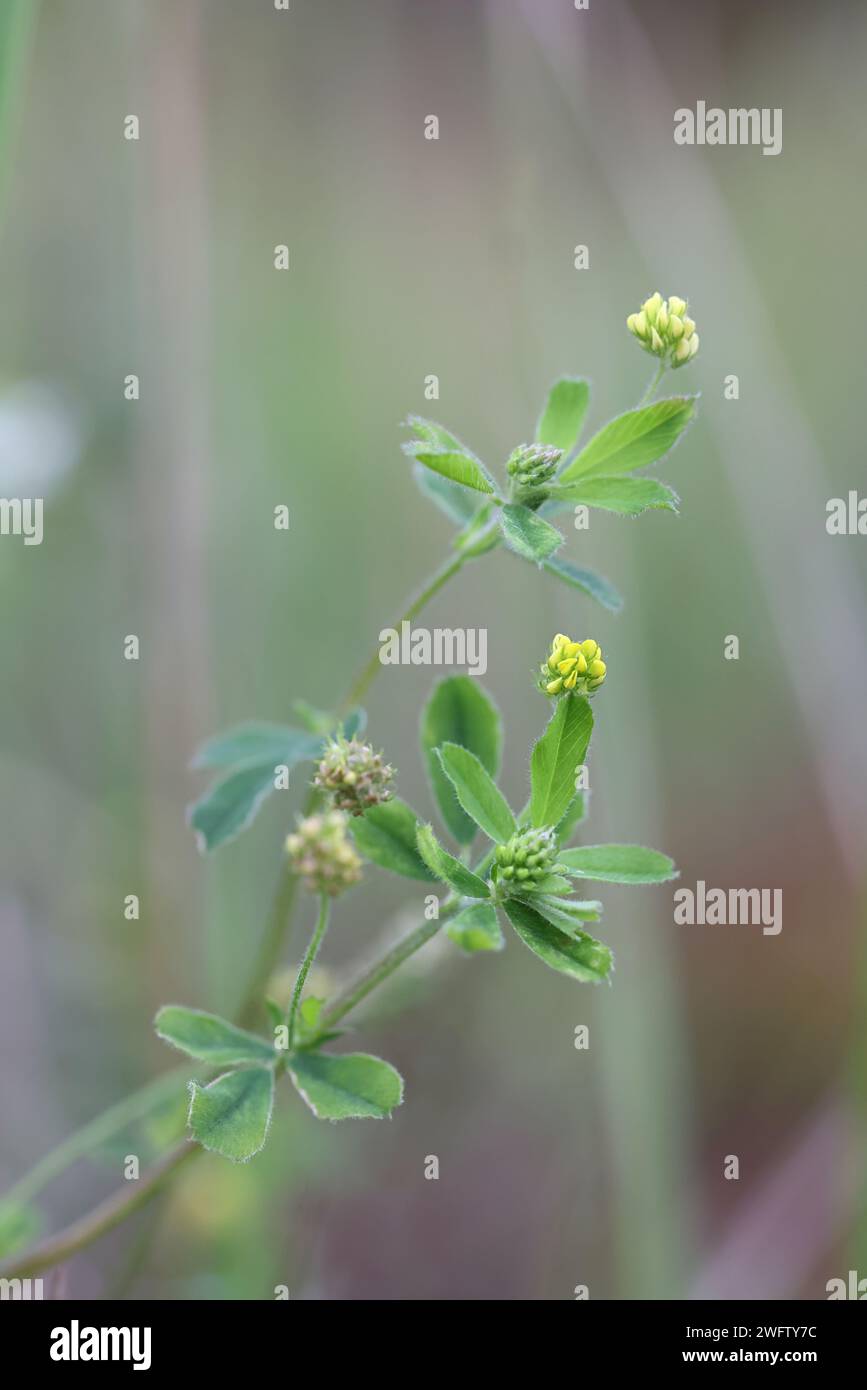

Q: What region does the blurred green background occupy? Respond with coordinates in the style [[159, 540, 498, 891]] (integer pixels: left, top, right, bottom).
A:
[[1, 0, 866, 1299]]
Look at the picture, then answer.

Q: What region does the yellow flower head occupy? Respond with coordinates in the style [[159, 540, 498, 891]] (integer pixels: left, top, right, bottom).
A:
[[540, 633, 607, 697], [627, 291, 699, 370]]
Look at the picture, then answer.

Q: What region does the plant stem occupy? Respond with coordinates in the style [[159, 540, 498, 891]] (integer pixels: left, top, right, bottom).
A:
[[0, 1066, 190, 1211], [287, 895, 330, 1045], [319, 899, 460, 1030], [339, 549, 466, 712], [638, 360, 666, 406], [0, 1142, 198, 1280]]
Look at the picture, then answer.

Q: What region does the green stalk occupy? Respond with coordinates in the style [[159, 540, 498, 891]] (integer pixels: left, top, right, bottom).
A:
[[287, 896, 330, 1045], [638, 359, 666, 406], [339, 550, 466, 711]]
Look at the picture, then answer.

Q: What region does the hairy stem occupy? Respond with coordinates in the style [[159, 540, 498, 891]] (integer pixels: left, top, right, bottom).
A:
[[339, 550, 466, 712], [287, 895, 330, 1044], [1, 1143, 198, 1280], [320, 901, 459, 1030]]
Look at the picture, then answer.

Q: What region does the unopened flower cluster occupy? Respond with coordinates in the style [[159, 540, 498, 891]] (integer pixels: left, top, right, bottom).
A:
[[541, 634, 606, 697], [285, 811, 362, 897], [507, 443, 563, 507], [495, 826, 559, 886], [627, 292, 699, 368]]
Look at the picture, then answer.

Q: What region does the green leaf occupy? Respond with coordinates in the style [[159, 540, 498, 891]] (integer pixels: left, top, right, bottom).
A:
[[191, 723, 322, 771], [407, 447, 495, 496], [187, 1066, 275, 1162], [548, 475, 679, 516], [446, 901, 505, 953], [536, 378, 590, 456], [524, 873, 573, 895], [289, 1051, 404, 1120], [504, 898, 613, 983], [189, 760, 286, 853], [437, 742, 516, 844], [555, 787, 588, 842], [519, 895, 603, 934], [154, 1006, 275, 1066], [558, 397, 696, 482], [530, 696, 594, 830], [541, 555, 623, 614], [403, 414, 474, 455], [499, 503, 563, 563], [0, 1200, 42, 1259], [558, 844, 678, 884], [413, 462, 480, 527], [189, 723, 326, 852], [416, 823, 490, 898], [349, 798, 436, 881], [420, 676, 502, 844]]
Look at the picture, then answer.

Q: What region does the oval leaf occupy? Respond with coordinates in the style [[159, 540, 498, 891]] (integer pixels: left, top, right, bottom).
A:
[[155, 1006, 275, 1066], [499, 503, 564, 563], [530, 696, 594, 829], [289, 1051, 404, 1120], [188, 760, 286, 854], [437, 742, 516, 845], [187, 1067, 275, 1162], [416, 823, 490, 898], [349, 798, 436, 881], [536, 377, 590, 456], [558, 397, 696, 482], [446, 902, 504, 953], [191, 723, 322, 771], [558, 844, 678, 884], [420, 677, 502, 844], [549, 476, 679, 516], [409, 448, 495, 496], [541, 555, 623, 614], [504, 898, 613, 983]]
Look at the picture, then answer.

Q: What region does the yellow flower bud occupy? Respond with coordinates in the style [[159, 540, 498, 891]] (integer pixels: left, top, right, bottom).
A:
[[626, 293, 698, 370], [689, 333, 699, 358], [673, 336, 691, 364], [642, 292, 663, 324], [540, 635, 606, 697]]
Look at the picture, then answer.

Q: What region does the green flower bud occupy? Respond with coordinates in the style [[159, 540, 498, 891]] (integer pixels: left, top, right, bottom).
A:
[[626, 292, 699, 369], [285, 810, 363, 897], [496, 826, 559, 888], [506, 442, 563, 508], [313, 736, 395, 816]]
